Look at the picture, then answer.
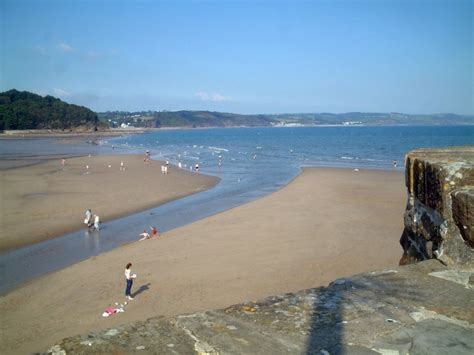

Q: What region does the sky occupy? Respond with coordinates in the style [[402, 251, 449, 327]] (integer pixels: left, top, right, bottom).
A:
[[1, 0, 472, 114]]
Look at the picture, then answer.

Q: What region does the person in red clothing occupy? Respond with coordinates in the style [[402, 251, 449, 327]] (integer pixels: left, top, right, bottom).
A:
[[150, 226, 158, 237]]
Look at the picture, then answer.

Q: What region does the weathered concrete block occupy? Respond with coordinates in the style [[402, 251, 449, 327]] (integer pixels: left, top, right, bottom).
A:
[[400, 147, 474, 267]]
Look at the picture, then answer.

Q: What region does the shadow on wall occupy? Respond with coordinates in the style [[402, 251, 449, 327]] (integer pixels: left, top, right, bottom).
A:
[[305, 271, 426, 354]]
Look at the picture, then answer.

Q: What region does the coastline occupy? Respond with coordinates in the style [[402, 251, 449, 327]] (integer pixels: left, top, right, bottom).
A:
[[0, 167, 406, 354], [0, 154, 219, 252]]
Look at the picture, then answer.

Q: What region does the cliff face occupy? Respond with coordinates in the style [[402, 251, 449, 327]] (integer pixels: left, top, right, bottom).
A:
[[399, 147, 474, 267]]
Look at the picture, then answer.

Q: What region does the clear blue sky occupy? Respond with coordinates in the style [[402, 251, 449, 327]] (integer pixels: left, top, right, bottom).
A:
[[1, 0, 472, 114]]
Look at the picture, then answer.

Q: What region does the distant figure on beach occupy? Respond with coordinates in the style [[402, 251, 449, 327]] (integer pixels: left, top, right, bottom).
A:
[[124, 263, 134, 300], [150, 226, 158, 237], [393, 160, 398, 169], [61, 159, 66, 168], [195, 163, 199, 172], [138, 230, 151, 241], [84, 209, 92, 227], [120, 161, 125, 171], [93, 215, 100, 231]]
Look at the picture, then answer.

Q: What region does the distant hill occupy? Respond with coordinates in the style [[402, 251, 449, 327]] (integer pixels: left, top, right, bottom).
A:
[[99, 110, 474, 128], [2, 90, 471, 131], [98, 110, 274, 128], [0, 90, 98, 131], [269, 112, 474, 126]]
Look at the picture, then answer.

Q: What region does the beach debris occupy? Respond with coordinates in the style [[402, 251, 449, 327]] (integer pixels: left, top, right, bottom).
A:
[[241, 305, 257, 313], [354, 168, 359, 172], [105, 329, 119, 337], [102, 304, 125, 317], [47, 344, 67, 355], [136, 345, 146, 350]]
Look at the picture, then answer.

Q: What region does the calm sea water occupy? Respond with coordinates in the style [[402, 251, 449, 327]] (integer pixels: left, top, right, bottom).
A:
[[107, 125, 474, 202], [1, 125, 472, 294]]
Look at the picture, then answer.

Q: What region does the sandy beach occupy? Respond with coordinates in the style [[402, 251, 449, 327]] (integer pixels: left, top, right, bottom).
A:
[[0, 167, 406, 354], [0, 154, 218, 252]]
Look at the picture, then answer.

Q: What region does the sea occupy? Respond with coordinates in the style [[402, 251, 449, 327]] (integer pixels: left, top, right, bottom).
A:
[[106, 125, 474, 203], [1, 125, 473, 294]]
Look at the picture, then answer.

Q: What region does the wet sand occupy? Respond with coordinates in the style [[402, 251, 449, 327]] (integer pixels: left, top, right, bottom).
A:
[[0, 167, 406, 354], [0, 155, 218, 252]]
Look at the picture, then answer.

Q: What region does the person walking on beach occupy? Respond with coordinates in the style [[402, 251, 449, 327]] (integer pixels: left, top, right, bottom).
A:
[[84, 209, 92, 227], [93, 215, 100, 231], [124, 263, 134, 300], [120, 161, 125, 171]]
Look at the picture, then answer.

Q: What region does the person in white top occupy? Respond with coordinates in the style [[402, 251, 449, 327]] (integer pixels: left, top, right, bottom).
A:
[[93, 215, 100, 231], [125, 263, 134, 300], [138, 230, 150, 241], [84, 209, 92, 227]]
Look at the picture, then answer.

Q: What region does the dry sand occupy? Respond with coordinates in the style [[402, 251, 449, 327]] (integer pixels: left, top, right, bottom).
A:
[[0, 155, 218, 252], [0, 167, 406, 354]]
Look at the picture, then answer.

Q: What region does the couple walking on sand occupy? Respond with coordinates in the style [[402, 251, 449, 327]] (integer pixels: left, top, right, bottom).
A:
[[84, 209, 100, 231]]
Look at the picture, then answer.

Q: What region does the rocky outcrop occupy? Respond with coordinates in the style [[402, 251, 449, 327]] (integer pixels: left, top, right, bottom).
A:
[[400, 147, 474, 267], [47, 260, 474, 354]]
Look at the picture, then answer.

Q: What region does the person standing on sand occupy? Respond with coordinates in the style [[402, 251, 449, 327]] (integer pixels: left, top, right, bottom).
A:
[[125, 263, 134, 300], [93, 215, 100, 231], [84, 209, 92, 227]]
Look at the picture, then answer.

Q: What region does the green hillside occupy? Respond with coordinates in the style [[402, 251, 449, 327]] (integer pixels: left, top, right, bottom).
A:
[[0, 89, 98, 131]]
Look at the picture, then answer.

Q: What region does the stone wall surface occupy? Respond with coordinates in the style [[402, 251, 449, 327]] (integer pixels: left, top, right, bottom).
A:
[[400, 147, 474, 267], [47, 260, 474, 355]]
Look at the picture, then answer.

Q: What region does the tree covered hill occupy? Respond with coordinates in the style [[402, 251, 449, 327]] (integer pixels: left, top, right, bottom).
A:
[[99, 110, 274, 128], [0, 89, 98, 131]]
